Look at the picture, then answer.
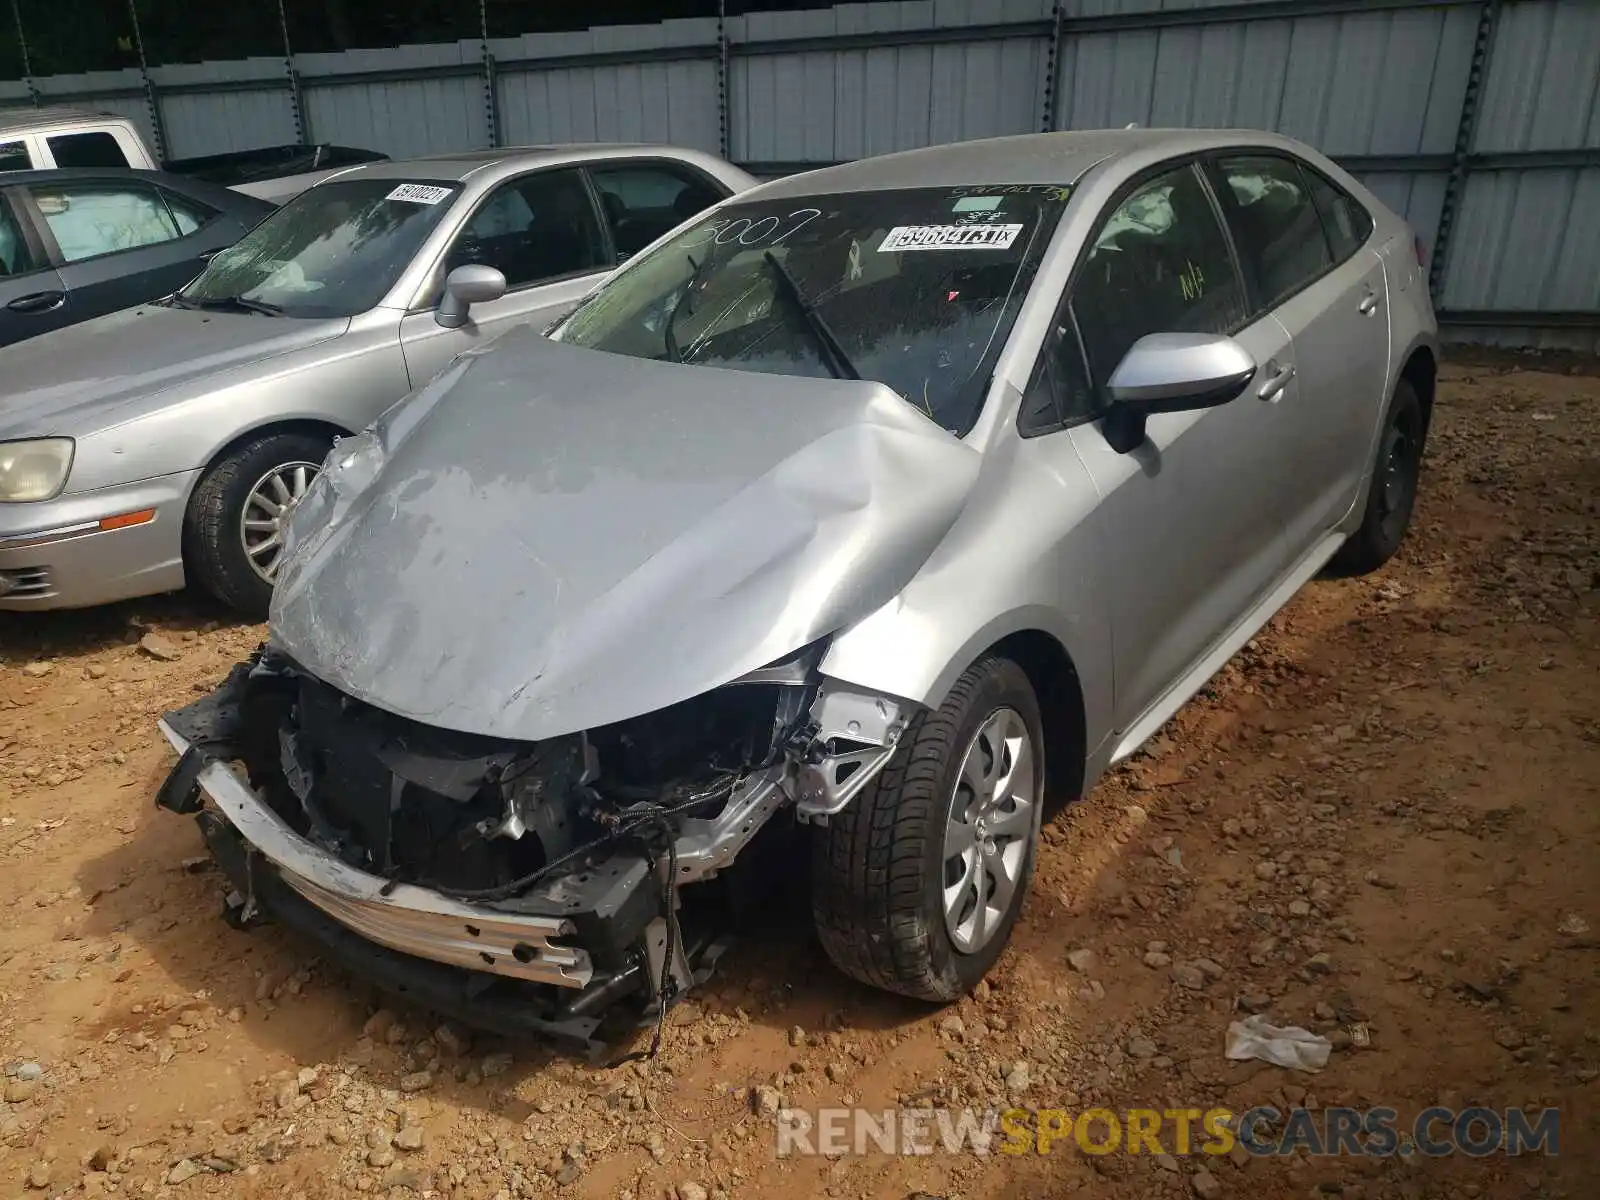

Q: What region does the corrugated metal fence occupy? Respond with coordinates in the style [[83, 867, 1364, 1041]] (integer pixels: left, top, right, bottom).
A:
[[4, 0, 1597, 347]]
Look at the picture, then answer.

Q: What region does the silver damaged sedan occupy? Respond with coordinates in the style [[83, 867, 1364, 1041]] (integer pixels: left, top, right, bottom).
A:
[[158, 128, 1438, 1045]]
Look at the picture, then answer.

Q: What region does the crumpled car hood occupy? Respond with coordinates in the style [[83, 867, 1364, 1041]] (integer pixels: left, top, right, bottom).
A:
[[269, 327, 981, 741]]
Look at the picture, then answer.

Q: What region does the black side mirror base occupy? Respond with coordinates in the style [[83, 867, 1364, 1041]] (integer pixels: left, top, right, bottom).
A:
[[1103, 406, 1147, 454]]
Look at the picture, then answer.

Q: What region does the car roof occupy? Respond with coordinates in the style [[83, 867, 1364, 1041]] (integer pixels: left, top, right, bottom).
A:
[[0, 166, 182, 188], [0, 105, 132, 137], [320, 143, 727, 185], [746, 127, 1316, 197]]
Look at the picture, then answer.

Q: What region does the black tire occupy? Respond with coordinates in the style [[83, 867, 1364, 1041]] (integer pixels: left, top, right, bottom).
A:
[[811, 655, 1046, 1002], [183, 430, 332, 618], [1328, 379, 1426, 578]]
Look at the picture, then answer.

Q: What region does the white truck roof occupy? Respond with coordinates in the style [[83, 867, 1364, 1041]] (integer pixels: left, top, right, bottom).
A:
[[0, 106, 140, 137]]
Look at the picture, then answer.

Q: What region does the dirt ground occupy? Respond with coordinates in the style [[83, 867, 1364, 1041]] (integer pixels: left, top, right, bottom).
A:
[[2, 357, 1596, 1200]]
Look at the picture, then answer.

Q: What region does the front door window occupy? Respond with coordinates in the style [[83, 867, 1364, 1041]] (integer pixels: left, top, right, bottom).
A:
[[444, 169, 607, 291], [1070, 163, 1246, 389]]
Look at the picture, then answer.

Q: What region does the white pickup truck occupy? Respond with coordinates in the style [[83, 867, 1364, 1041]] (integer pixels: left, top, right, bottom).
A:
[[0, 105, 386, 203]]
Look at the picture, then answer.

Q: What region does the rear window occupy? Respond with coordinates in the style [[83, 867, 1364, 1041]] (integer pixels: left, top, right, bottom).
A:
[[47, 131, 130, 169], [552, 184, 1070, 437]]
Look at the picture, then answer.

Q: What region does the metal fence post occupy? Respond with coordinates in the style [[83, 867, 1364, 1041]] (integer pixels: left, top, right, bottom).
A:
[[125, 0, 168, 160], [9, 0, 40, 106], [717, 0, 730, 161], [1039, 0, 1062, 133], [479, 0, 499, 148], [1430, 0, 1502, 301], [276, 0, 310, 144]]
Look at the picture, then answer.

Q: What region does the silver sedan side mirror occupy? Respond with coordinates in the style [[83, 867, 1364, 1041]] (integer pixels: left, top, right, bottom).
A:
[[1103, 332, 1257, 453], [436, 264, 508, 330]]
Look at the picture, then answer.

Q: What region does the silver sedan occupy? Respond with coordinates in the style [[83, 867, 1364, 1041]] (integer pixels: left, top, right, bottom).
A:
[[159, 127, 1438, 1039], [0, 144, 755, 613]]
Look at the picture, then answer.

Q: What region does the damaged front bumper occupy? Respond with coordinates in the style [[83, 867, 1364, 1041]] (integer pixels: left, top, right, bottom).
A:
[[155, 646, 909, 1047], [159, 717, 599, 989]]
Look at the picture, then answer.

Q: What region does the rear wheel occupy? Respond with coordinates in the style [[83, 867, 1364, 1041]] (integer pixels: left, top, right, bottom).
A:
[[184, 431, 331, 617], [811, 656, 1045, 1001], [1328, 379, 1425, 577]]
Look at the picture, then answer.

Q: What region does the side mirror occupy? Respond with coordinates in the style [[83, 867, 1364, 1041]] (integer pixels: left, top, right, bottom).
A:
[[1101, 332, 1257, 453], [436, 264, 507, 330]]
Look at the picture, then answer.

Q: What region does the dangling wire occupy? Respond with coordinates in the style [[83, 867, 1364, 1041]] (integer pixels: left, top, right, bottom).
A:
[[612, 826, 682, 1066]]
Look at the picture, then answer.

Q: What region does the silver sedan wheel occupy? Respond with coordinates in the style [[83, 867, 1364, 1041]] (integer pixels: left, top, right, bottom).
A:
[[241, 460, 320, 583], [942, 706, 1037, 954]]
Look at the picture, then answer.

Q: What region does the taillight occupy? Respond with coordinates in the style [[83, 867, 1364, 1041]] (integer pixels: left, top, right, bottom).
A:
[[1413, 233, 1428, 268]]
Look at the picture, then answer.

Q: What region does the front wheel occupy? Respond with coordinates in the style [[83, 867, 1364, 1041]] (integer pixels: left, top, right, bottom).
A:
[[811, 656, 1045, 1002], [184, 431, 331, 617], [1328, 379, 1426, 577]]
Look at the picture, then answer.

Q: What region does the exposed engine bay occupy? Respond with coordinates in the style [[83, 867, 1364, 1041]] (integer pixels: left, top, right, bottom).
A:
[[156, 642, 908, 1054]]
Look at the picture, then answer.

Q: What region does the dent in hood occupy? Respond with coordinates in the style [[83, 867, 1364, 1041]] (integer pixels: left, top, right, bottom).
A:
[[269, 328, 981, 741], [0, 304, 347, 440]]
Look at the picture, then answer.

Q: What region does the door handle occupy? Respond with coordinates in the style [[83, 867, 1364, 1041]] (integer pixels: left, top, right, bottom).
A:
[[1257, 361, 1296, 402], [1358, 292, 1381, 315], [6, 290, 65, 314]]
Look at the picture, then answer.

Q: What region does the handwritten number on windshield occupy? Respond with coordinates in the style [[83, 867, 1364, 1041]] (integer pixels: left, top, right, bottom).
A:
[[689, 207, 823, 250]]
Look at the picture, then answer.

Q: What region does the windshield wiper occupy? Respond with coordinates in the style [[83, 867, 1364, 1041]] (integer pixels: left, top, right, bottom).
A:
[[761, 250, 859, 381], [662, 252, 709, 363], [176, 294, 284, 317]]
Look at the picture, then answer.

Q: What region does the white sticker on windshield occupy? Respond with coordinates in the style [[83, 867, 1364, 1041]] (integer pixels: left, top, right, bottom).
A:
[[878, 223, 1023, 252], [386, 183, 452, 205]]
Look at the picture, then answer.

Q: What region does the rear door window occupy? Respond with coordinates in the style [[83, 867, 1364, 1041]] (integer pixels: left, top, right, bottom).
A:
[[162, 190, 218, 235], [588, 163, 727, 262], [0, 141, 30, 173], [1301, 168, 1374, 262], [1070, 161, 1246, 387], [29, 183, 183, 263], [46, 131, 132, 169], [1215, 155, 1333, 310]]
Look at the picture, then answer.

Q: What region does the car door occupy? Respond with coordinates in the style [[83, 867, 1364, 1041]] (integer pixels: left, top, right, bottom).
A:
[[398, 167, 613, 388], [21, 179, 220, 323], [587, 159, 730, 264], [1209, 153, 1391, 559], [0, 189, 72, 345], [1047, 160, 1294, 734]]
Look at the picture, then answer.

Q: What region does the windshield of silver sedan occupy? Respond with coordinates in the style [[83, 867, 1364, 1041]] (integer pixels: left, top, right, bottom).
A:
[[550, 184, 1069, 436], [174, 179, 462, 319]]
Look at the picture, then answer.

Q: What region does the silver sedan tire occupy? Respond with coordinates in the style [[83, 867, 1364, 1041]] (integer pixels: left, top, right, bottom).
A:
[[183, 429, 333, 617], [811, 655, 1046, 1002]]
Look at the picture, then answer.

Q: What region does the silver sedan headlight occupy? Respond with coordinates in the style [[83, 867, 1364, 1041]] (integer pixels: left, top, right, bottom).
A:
[[0, 439, 75, 502]]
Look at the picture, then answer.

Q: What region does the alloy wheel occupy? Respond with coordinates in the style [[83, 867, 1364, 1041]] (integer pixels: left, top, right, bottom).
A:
[[240, 460, 320, 583], [942, 706, 1037, 954]]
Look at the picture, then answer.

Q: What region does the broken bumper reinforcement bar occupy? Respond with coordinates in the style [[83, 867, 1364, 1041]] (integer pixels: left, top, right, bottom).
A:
[[157, 717, 595, 991]]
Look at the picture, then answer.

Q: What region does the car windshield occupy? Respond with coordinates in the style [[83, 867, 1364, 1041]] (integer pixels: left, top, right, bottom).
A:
[[550, 184, 1069, 436], [177, 178, 462, 318]]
